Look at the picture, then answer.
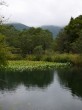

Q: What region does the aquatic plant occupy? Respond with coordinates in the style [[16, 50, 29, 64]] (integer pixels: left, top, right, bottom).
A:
[[5, 61, 71, 72]]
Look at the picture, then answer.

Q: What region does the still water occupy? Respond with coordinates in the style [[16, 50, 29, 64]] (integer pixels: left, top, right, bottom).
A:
[[0, 68, 82, 110]]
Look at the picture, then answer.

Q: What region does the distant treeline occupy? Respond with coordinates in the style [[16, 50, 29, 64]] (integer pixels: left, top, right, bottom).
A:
[[0, 15, 82, 66]]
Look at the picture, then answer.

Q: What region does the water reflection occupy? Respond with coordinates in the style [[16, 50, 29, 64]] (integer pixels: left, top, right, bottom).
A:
[[0, 68, 82, 110], [57, 68, 82, 98], [0, 70, 54, 91]]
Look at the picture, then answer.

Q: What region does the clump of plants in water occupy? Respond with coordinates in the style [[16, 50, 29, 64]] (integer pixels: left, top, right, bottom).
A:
[[5, 61, 71, 72]]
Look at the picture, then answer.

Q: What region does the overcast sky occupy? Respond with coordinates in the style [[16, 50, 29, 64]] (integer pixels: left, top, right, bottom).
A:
[[1, 0, 82, 27]]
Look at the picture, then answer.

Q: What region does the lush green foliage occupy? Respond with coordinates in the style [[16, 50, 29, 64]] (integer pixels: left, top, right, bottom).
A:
[[18, 28, 53, 57], [0, 26, 53, 57], [0, 34, 7, 67], [0, 15, 82, 67], [6, 61, 70, 71], [54, 15, 82, 53], [26, 54, 82, 66]]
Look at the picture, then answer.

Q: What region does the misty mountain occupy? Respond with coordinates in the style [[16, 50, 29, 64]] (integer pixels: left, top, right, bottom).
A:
[[7, 23, 30, 30], [6, 23, 62, 37], [41, 25, 62, 37]]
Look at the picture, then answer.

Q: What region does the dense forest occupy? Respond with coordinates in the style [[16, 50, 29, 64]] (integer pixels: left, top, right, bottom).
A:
[[0, 15, 82, 66], [54, 15, 82, 53]]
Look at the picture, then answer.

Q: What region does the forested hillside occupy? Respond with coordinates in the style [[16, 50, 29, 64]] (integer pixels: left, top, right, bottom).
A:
[[6, 23, 62, 37], [6, 23, 30, 30]]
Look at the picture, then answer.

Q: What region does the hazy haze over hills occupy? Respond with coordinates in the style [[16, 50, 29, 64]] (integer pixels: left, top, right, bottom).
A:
[[7, 23, 62, 37], [7, 23, 30, 30], [41, 25, 62, 37]]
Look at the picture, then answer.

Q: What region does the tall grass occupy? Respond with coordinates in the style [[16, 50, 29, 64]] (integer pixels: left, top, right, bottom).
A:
[[7, 53, 82, 67], [26, 54, 82, 66]]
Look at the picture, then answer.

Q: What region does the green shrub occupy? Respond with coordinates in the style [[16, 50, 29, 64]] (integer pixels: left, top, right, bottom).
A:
[[69, 54, 82, 66], [26, 55, 36, 61], [27, 55, 43, 61], [52, 54, 70, 63], [41, 55, 53, 62], [0, 34, 7, 67], [0, 48, 7, 67], [9, 53, 82, 67], [7, 53, 23, 60], [33, 45, 43, 55]]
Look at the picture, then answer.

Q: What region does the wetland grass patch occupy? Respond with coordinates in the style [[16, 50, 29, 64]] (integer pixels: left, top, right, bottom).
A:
[[6, 61, 70, 71]]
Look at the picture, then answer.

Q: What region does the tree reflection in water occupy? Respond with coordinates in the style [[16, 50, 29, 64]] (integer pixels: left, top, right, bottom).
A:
[[0, 69, 54, 91], [57, 68, 82, 98]]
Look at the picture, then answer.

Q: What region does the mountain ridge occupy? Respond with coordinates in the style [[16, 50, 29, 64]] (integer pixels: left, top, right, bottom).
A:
[[41, 25, 62, 37], [6, 23, 62, 37], [6, 23, 30, 30]]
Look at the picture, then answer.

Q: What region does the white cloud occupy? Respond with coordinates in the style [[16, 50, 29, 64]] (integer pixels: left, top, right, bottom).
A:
[[1, 0, 82, 26]]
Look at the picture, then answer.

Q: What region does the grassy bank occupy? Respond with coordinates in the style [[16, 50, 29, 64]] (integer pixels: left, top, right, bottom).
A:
[[26, 54, 82, 66], [7, 53, 82, 67], [5, 61, 70, 71]]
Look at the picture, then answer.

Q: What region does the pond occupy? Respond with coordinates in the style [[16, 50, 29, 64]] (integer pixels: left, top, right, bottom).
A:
[[0, 68, 82, 110]]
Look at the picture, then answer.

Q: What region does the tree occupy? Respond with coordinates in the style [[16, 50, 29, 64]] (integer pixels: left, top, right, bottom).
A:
[[33, 45, 43, 55], [0, 0, 8, 67], [71, 30, 82, 53], [0, 34, 7, 67], [55, 15, 82, 53], [18, 33, 33, 57], [31, 28, 53, 51], [17, 27, 53, 57]]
